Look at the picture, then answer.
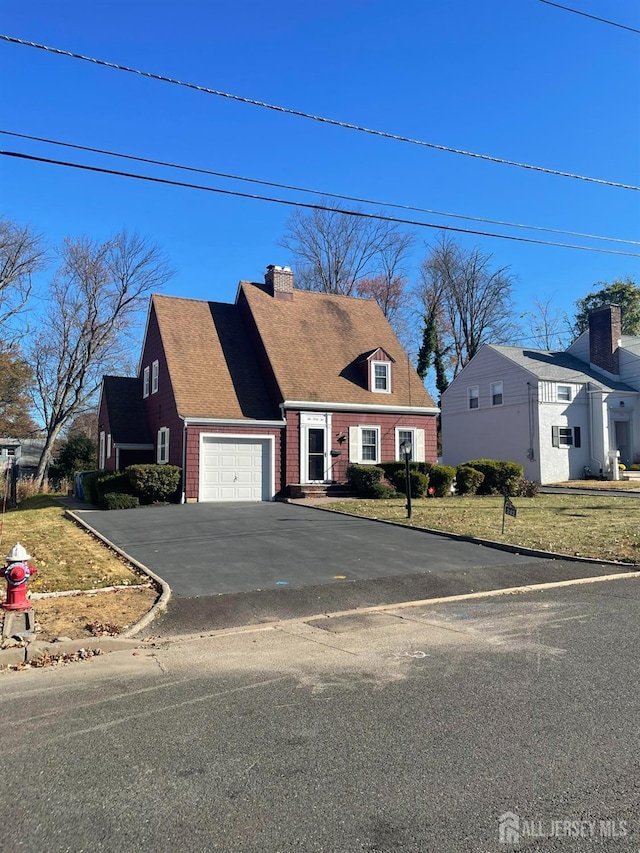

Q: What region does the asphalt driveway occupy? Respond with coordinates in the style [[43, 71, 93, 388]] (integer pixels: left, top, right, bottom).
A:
[[70, 500, 592, 597]]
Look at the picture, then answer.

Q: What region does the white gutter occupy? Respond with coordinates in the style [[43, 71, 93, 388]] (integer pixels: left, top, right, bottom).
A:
[[282, 400, 439, 415], [182, 417, 286, 427], [180, 415, 187, 504]]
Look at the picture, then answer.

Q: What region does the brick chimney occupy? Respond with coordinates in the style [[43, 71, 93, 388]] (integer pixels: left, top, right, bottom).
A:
[[265, 265, 294, 300], [589, 304, 621, 376]]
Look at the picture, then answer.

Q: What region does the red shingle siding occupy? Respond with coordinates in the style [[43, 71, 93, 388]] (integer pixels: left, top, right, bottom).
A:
[[140, 306, 183, 469], [97, 389, 114, 471], [184, 425, 284, 500], [284, 410, 437, 486]]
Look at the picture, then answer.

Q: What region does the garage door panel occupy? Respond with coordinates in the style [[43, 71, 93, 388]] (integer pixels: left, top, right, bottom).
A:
[[200, 436, 271, 502]]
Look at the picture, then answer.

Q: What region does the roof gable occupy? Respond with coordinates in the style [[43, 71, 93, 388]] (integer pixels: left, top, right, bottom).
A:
[[239, 283, 435, 408], [151, 294, 279, 420]]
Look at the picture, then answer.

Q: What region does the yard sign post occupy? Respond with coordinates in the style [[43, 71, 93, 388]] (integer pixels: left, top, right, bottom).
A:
[[502, 494, 517, 534]]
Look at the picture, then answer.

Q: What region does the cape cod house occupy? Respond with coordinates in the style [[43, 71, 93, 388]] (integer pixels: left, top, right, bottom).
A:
[[98, 266, 438, 501], [441, 304, 640, 483]]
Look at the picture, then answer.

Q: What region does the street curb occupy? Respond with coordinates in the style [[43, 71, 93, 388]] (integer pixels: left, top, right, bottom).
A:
[[64, 509, 172, 637], [0, 637, 145, 669], [286, 500, 640, 569], [148, 570, 640, 646]]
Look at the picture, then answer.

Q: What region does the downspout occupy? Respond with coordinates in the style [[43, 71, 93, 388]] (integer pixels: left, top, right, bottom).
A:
[[586, 383, 603, 475], [180, 415, 187, 504]]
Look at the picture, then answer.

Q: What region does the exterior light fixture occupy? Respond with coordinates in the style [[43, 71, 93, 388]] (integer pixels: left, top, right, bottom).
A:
[[399, 439, 412, 519]]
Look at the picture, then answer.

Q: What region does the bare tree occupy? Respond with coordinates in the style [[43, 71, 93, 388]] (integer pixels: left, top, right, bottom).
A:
[[29, 230, 174, 485], [0, 217, 47, 334], [520, 296, 570, 350], [416, 233, 518, 380], [279, 204, 414, 299]]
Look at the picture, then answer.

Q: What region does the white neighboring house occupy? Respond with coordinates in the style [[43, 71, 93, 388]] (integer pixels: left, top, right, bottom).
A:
[[441, 304, 640, 483]]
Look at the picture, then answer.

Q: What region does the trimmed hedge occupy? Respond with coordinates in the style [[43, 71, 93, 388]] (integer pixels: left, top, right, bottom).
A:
[[102, 492, 140, 510], [369, 483, 398, 499], [455, 465, 485, 496], [392, 469, 429, 498], [126, 464, 181, 503], [428, 464, 456, 497], [462, 459, 524, 496], [346, 464, 385, 497]]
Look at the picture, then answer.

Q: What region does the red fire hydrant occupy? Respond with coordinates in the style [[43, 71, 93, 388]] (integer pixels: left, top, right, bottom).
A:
[[2, 543, 37, 611]]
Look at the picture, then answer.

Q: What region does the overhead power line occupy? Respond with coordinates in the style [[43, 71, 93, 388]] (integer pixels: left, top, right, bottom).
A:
[[3, 129, 637, 247], [538, 1, 640, 34], [2, 148, 639, 258], [1, 33, 638, 192]]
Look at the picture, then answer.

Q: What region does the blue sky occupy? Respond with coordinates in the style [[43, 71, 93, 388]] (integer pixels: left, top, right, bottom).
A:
[[2, 0, 639, 347]]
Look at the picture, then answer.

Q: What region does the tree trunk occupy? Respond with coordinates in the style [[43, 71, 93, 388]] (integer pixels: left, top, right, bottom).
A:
[[33, 423, 64, 489]]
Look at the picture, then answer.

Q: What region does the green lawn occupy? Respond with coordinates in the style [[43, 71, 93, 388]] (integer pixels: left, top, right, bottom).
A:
[[325, 494, 640, 564]]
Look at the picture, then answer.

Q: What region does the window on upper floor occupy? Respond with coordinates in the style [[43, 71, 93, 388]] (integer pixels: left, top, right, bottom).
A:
[[157, 427, 169, 464], [468, 386, 479, 410], [151, 360, 159, 395], [491, 381, 503, 406], [371, 361, 391, 393], [557, 385, 572, 402], [143, 366, 150, 398]]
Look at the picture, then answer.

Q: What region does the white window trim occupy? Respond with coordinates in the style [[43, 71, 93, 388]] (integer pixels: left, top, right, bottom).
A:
[[557, 385, 572, 402], [349, 425, 380, 464], [99, 431, 105, 470], [468, 385, 479, 410], [151, 360, 159, 395], [106, 434, 112, 459], [143, 366, 150, 398], [491, 380, 504, 407], [157, 426, 169, 464], [371, 360, 391, 394]]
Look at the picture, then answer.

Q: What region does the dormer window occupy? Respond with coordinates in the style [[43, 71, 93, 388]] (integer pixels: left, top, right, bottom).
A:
[[372, 361, 391, 393]]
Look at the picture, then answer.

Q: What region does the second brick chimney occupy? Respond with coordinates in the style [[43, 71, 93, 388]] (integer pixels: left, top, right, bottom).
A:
[[265, 265, 294, 300], [589, 303, 621, 376]]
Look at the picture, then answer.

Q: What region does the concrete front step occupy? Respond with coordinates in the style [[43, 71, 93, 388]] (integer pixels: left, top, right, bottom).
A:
[[288, 483, 355, 499]]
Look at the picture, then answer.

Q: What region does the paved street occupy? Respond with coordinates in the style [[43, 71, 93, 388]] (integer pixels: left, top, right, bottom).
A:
[[71, 501, 620, 635], [2, 576, 639, 852]]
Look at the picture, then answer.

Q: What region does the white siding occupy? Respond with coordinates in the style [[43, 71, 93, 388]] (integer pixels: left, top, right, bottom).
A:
[[566, 330, 590, 362], [538, 396, 590, 483], [441, 347, 541, 480], [619, 348, 640, 389]]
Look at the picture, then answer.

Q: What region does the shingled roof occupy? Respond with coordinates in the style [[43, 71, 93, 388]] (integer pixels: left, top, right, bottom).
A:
[[152, 294, 280, 420], [151, 283, 436, 419], [239, 282, 435, 408], [102, 376, 152, 444]]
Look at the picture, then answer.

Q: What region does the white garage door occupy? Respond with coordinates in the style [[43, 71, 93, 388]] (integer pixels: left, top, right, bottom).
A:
[[200, 437, 271, 501]]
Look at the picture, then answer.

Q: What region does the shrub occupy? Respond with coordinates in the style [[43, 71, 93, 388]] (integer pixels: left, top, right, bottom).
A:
[[630, 463, 640, 471], [346, 464, 385, 497], [463, 459, 524, 496], [378, 461, 405, 482], [50, 434, 98, 479], [82, 472, 101, 505], [515, 478, 541, 497], [369, 483, 397, 499], [126, 464, 181, 503], [428, 464, 456, 497], [392, 469, 429, 498], [102, 492, 140, 510], [455, 465, 485, 495]]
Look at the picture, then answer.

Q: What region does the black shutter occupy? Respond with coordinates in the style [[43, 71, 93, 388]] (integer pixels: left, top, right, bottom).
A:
[[574, 427, 581, 448], [552, 426, 559, 447]]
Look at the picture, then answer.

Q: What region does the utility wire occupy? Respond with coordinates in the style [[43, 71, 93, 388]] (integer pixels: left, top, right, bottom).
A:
[[3, 148, 639, 258], [538, 0, 640, 34], [1, 33, 638, 192], [3, 129, 637, 247]]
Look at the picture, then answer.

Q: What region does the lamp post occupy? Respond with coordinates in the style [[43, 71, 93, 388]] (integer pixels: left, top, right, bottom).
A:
[[400, 439, 412, 519]]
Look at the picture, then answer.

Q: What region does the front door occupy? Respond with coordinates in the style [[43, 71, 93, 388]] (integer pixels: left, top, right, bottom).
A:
[[307, 428, 326, 482], [615, 420, 631, 467], [300, 412, 331, 483]]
